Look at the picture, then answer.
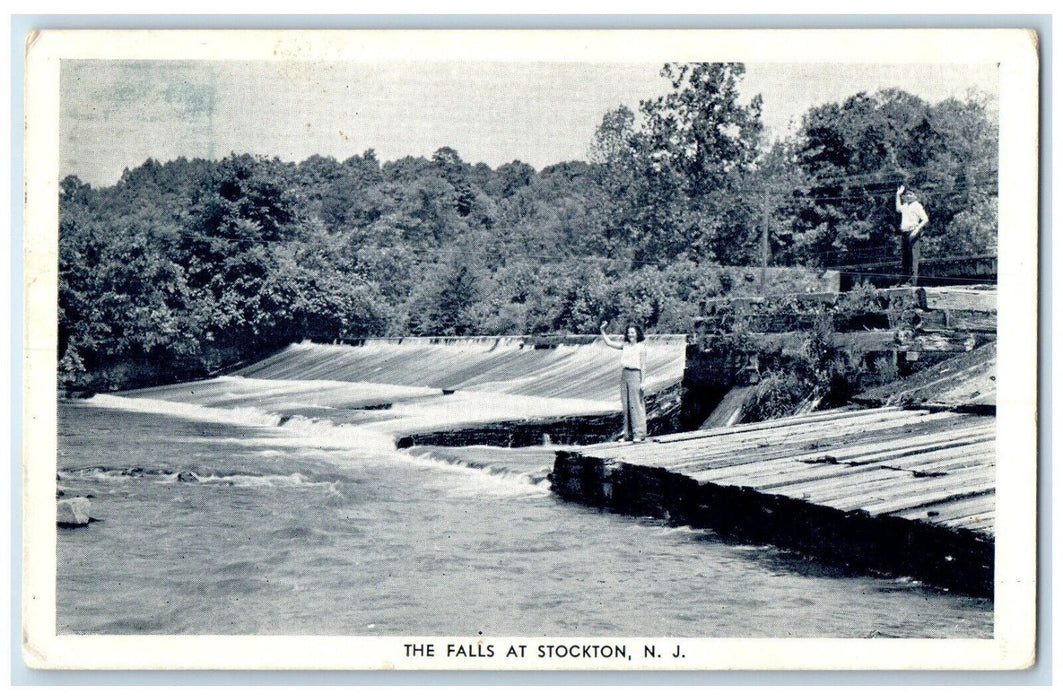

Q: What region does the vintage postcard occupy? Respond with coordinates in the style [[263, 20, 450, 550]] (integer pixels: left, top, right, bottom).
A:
[[21, 28, 1039, 671]]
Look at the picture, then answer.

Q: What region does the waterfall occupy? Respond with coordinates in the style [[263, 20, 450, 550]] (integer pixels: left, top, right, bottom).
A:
[[90, 336, 688, 483], [234, 336, 687, 402]]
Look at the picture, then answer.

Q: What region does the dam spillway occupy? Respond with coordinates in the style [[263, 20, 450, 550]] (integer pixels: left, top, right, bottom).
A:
[[110, 336, 690, 446], [233, 335, 688, 401]]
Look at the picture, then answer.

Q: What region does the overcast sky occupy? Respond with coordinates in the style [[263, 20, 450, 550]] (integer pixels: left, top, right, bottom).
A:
[[60, 61, 998, 186]]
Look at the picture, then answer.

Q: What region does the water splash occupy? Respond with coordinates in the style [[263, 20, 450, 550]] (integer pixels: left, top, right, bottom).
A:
[[87, 394, 398, 454], [396, 450, 551, 499]]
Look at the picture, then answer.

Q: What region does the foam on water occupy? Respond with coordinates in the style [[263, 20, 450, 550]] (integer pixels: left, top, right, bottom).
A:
[[81, 392, 565, 495], [87, 394, 284, 428], [186, 472, 339, 490], [370, 391, 615, 436], [88, 394, 399, 455], [119, 375, 440, 411], [275, 414, 397, 452], [395, 450, 551, 499]]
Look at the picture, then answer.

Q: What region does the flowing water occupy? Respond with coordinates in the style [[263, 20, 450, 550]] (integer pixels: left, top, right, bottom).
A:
[[56, 339, 992, 637]]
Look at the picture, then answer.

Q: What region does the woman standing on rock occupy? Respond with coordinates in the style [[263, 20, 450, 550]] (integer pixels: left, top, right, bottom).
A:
[[599, 321, 648, 442]]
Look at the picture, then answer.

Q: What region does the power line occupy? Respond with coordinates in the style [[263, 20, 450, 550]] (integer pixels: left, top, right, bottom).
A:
[[793, 162, 998, 188]]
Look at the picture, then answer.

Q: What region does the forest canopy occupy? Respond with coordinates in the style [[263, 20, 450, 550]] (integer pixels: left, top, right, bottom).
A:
[[58, 63, 998, 391]]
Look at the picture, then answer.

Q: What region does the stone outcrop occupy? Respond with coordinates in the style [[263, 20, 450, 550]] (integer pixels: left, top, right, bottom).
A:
[[57, 497, 91, 528]]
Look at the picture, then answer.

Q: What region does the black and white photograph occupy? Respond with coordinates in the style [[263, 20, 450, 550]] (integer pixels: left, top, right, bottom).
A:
[[21, 28, 1039, 670]]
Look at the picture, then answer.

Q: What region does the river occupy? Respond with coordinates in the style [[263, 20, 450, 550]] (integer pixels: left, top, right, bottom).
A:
[[56, 340, 992, 637]]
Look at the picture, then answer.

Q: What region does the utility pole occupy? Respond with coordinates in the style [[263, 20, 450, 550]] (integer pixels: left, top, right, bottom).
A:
[[759, 187, 770, 295]]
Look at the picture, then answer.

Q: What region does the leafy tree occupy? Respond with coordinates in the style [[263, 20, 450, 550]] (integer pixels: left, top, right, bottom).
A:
[[269, 221, 390, 339], [318, 150, 386, 231], [587, 64, 765, 265], [790, 89, 997, 267], [405, 254, 485, 336], [587, 106, 641, 258], [640, 63, 763, 197]]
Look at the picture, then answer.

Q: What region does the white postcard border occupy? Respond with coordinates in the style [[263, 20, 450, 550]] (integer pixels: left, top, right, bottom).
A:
[[21, 27, 1040, 671]]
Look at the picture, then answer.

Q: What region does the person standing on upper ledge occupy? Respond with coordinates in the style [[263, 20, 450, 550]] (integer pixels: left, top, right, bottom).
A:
[[895, 185, 930, 286], [599, 321, 648, 442]]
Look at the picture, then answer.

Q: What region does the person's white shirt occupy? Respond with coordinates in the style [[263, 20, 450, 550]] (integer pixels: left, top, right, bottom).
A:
[[620, 342, 646, 371], [898, 199, 929, 233]]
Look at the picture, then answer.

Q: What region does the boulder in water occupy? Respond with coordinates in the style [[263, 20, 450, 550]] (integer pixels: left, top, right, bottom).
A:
[[57, 497, 91, 527], [176, 471, 200, 483]]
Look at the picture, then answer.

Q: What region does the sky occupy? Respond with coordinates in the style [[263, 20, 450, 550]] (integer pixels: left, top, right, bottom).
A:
[[59, 61, 999, 186]]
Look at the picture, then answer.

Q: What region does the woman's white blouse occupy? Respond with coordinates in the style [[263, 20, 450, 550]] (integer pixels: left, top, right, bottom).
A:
[[620, 342, 645, 371]]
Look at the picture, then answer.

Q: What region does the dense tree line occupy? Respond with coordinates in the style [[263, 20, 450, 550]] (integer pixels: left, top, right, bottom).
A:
[[58, 63, 998, 390]]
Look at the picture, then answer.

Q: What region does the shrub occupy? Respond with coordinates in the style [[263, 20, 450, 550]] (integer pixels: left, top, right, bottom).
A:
[[744, 370, 815, 422]]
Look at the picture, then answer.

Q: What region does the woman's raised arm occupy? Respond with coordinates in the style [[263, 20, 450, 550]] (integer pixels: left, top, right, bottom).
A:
[[599, 321, 624, 349]]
